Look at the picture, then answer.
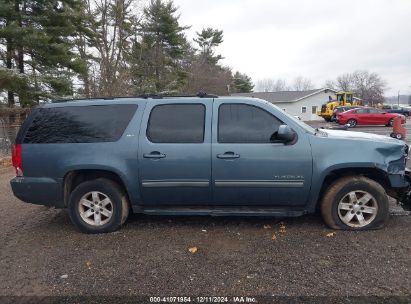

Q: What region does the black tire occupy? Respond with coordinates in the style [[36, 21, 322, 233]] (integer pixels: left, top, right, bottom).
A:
[[387, 118, 394, 127], [324, 117, 332, 122], [347, 119, 357, 127], [321, 176, 389, 230], [68, 178, 129, 234]]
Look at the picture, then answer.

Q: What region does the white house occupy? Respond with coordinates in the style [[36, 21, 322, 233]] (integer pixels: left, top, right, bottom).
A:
[[232, 88, 338, 121]]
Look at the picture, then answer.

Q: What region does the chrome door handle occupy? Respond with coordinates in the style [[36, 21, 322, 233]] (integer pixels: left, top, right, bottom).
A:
[[217, 152, 240, 159], [143, 151, 166, 159]]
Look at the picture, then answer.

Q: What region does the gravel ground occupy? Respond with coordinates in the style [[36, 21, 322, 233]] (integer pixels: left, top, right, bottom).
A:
[[0, 122, 410, 299], [0, 167, 410, 298]]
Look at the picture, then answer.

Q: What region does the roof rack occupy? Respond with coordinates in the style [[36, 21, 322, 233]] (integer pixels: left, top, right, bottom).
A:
[[137, 92, 218, 99], [52, 97, 108, 103], [51, 92, 218, 103]]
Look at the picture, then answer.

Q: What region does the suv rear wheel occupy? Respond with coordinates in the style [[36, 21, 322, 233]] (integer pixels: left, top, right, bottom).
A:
[[321, 176, 389, 230], [68, 178, 129, 234]]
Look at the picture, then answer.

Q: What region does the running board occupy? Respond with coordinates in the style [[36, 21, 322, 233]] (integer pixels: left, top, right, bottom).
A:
[[140, 206, 306, 217]]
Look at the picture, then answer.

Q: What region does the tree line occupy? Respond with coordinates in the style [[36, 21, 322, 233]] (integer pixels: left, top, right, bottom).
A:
[[0, 0, 254, 107], [256, 70, 388, 104]]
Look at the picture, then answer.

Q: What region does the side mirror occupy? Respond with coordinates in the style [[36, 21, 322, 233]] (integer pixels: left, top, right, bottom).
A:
[[277, 125, 297, 143]]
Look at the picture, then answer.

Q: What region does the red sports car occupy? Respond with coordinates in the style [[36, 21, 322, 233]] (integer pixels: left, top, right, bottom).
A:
[[336, 108, 406, 127]]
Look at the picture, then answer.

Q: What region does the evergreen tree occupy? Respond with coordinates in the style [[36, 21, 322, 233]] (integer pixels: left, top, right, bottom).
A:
[[231, 71, 254, 93], [183, 27, 230, 95], [0, 0, 87, 106], [193, 27, 223, 65], [131, 0, 189, 94]]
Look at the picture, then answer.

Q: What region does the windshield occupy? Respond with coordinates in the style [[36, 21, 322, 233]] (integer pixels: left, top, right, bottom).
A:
[[266, 102, 316, 134]]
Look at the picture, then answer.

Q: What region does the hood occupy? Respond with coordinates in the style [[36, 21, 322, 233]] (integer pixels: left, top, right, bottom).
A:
[[321, 129, 403, 145]]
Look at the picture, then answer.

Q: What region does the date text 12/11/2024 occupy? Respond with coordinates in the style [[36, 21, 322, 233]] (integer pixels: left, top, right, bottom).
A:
[[149, 296, 257, 303]]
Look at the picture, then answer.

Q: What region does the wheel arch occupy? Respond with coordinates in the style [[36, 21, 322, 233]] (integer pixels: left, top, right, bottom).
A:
[[312, 166, 392, 213], [347, 118, 357, 126], [63, 169, 130, 207]]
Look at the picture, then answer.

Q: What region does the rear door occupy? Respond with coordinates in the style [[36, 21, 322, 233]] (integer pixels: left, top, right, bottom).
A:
[[367, 108, 384, 124], [138, 99, 212, 206], [211, 100, 313, 207]]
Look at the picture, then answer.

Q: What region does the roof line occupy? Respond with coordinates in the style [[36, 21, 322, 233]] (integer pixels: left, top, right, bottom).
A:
[[293, 88, 337, 102]]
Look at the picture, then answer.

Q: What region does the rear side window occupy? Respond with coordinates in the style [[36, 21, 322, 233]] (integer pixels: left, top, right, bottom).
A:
[[355, 109, 369, 114], [23, 105, 137, 143], [147, 104, 205, 143], [368, 108, 381, 114], [218, 104, 283, 143]]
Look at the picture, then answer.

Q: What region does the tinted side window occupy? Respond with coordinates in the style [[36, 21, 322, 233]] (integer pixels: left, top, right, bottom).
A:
[[356, 109, 369, 114], [218, 104, 283, 143], [368, 108, 380, 114], [147, 104, 205, 143], [23, 105, 138, 143]]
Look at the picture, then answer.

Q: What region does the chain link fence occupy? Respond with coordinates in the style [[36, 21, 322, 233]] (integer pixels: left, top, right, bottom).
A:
[[0, 117, 20, 159], [0, 109, 30, 160]]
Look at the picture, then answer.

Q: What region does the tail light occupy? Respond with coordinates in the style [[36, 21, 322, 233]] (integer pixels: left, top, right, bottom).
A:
[[12, 144, 23, 176]]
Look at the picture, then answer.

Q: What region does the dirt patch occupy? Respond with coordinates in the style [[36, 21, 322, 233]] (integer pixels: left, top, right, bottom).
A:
[[0, 157, 11, 167]]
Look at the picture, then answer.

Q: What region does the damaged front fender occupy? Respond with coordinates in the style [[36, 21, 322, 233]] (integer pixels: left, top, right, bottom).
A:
[[374, 144, 409, 188]]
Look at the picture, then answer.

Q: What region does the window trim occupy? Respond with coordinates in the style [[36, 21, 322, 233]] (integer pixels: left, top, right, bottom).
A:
[[217, 103, 284, 144], [311, 106, 317, 114], [146, 103, 206, 144], [301, 106, 307, 114]]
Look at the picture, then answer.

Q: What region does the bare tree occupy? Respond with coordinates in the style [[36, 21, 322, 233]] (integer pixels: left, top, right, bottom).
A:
[[76, 0, 142, 97], [325, 73, 354, 92], [352, 70, 386, 103], [325, 70, 386, 104], [292, 76, 314, 91], [183, 61, 232, 95], [255, 78, 289, 92]]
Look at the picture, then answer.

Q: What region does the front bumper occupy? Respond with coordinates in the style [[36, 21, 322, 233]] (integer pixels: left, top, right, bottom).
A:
[[399, 169, 411, 211], [10, 176, 64, 208]]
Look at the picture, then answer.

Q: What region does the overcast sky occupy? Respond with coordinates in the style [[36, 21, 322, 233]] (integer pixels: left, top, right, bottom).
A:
[[174, 0, 411, 96]]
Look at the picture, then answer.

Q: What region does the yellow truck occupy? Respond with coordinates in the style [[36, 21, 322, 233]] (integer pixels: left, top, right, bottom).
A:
[[317, 92, 361, 122]]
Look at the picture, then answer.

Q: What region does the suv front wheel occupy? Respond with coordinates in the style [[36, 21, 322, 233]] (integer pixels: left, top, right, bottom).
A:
[[321, 176, 389, 230], [68, 178, 129, 234]]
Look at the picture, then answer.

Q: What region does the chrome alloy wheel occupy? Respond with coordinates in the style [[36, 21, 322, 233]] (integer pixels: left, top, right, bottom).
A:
[[337, 191, 378, 228], [78, 192, 113, 226]]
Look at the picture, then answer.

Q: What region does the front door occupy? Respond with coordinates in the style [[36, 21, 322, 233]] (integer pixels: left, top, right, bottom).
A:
[[212, 100, 312, 207], [138, 100, 212, 205], [355, 108, 371, 124]]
